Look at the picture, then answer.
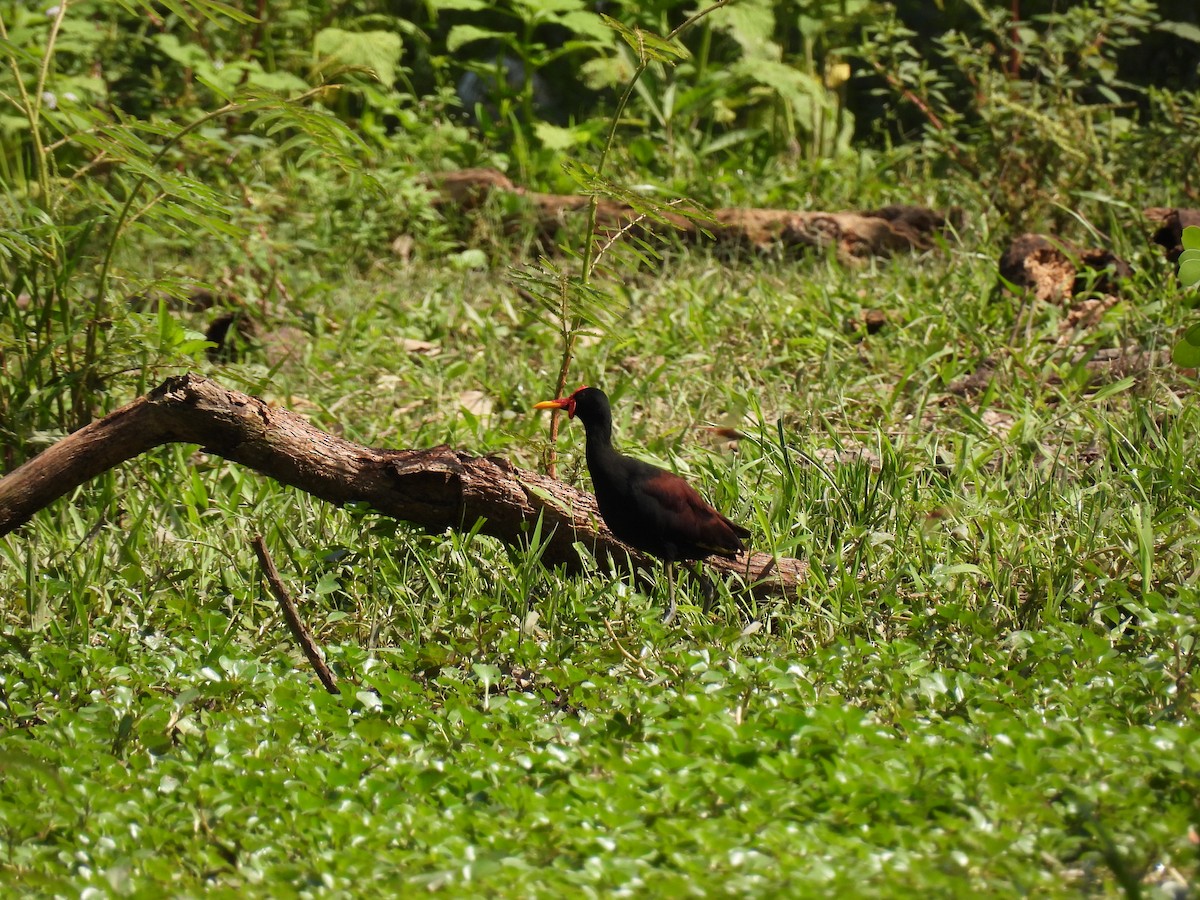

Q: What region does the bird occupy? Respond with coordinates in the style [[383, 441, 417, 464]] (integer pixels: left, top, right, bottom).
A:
[[534, 386, 750, 623]]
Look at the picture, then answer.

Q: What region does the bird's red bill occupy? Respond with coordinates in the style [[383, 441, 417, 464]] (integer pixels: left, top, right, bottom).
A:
[[534, 385, 589, 418], [534, 397, 576, 417]]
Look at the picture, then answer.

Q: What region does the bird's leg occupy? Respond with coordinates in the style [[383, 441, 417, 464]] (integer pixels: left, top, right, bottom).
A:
[[695, 562, 718, 614], [662, 563, 678, 625]]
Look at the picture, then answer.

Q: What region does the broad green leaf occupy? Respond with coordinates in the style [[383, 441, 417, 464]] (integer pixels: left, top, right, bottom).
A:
[[1172, 321, 1200, 366], [195, 71, 235, 101], [1171, 335, 1200, 367], [473, 663, 502, 685], [514, 0, 587, 15], [0, 749, 64, 787], [556, 11, 613, 43], [733, 58, 827, 112], [315, 572, 342, 595], [1155, 20, 1200, 44], [700, 128, 763, 156], [355, 690, 382, 710], [534, 122, 591, 151], [154, 33, 211, 69], [246, 69, 311, 94], [1181, 259, 1200, 288], [451, 248, 489, 270], [314, 28, 403, 86], [1182, 225, 1200, 251], [708, 0, 778, 58], [447, 25, 508, 54], [580, 55, 631, 90]]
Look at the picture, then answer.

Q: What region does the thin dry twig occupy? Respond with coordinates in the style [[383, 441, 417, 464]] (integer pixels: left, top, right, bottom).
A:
[[251, 534, 340, 695]]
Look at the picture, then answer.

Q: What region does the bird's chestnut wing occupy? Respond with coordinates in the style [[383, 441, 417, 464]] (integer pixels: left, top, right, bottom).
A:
[[635, 469, 747, 556]]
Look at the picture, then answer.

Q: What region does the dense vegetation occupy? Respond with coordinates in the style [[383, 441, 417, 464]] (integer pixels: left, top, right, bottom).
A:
[[1, 0, 1198, 895]]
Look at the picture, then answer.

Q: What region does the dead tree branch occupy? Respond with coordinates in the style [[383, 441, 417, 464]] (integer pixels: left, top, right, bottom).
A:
[[0, 374, 807, 600]]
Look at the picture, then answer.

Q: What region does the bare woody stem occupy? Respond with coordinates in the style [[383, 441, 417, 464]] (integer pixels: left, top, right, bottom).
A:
[[252, 535, 340, 695]]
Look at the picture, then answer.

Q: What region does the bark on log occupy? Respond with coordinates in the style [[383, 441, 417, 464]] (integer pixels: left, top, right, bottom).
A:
[[0, 375, 807, 600]]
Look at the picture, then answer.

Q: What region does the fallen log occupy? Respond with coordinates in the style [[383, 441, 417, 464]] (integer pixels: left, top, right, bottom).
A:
[[426, 167, 952, 259], [0, 374, 806, 600]]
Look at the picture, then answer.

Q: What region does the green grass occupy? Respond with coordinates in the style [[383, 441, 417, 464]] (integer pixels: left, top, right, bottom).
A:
[[2, 236, 1199, 896]]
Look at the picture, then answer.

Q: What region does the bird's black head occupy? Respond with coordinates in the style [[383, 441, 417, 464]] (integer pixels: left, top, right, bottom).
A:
[[533, 385, 610, 423], [533, 385, 617, 444]]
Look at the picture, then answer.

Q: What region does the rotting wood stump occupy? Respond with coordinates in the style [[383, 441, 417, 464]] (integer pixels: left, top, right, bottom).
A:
[[997, 233, 1132, 303]]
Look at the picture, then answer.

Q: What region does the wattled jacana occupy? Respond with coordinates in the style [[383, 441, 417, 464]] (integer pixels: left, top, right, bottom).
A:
[[534, 386, 749, 622]]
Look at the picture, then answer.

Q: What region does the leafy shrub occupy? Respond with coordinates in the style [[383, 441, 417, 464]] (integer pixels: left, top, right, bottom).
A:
[[861, 0, 1200, 229], [0, 1, 370, 464], [427, 0, 873, 192], [608, 0, 867, 182]]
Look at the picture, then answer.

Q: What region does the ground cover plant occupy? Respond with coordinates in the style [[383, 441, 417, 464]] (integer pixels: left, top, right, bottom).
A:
[[3, 251, 1198, 896], [2, 0, 1199, 896]]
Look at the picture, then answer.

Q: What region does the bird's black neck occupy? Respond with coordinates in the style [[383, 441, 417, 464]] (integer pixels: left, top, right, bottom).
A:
[[579, 410, 619, 472], [581, 413, 612, 446]]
